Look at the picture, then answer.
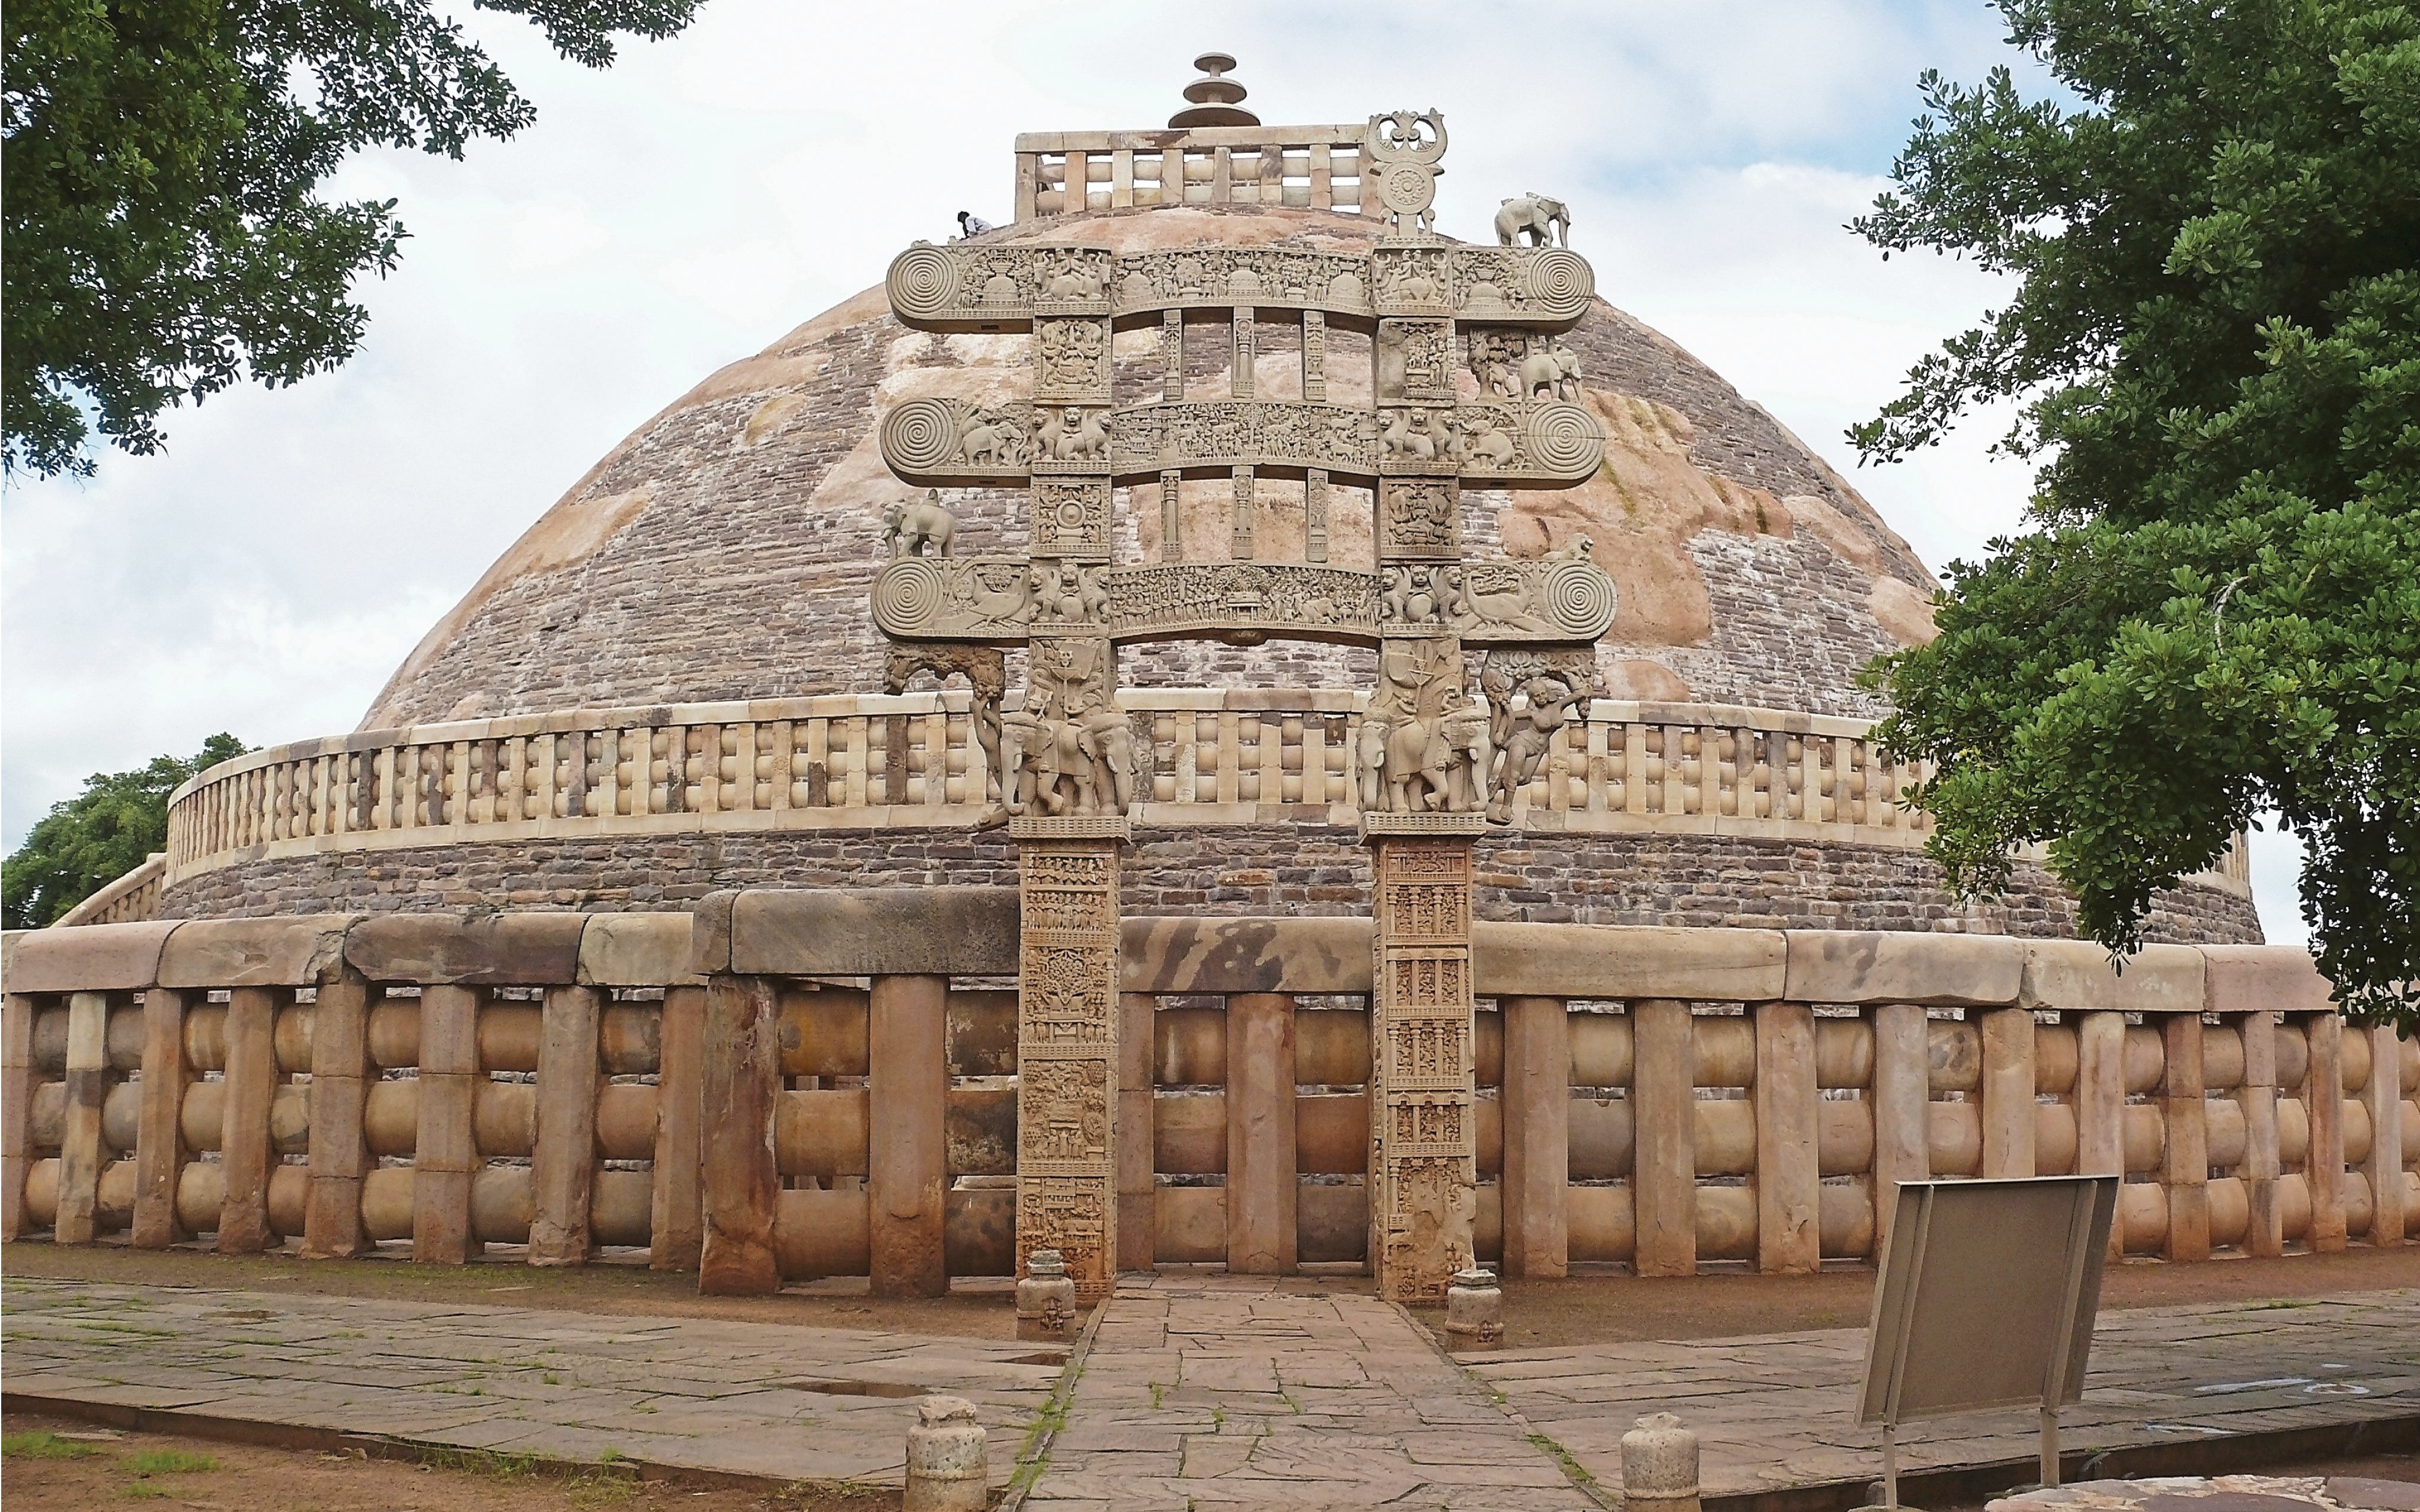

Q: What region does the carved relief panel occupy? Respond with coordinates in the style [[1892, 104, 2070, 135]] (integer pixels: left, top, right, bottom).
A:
[[1015, 835, 1122, 1302]]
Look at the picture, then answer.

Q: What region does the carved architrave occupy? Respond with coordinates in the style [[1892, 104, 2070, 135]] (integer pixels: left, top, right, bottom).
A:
[[1015, 832, 1121, 1302], [1366, 832, 1481, 1303], [874, 557, 1615, 647], [884, 239, 1590, 331]]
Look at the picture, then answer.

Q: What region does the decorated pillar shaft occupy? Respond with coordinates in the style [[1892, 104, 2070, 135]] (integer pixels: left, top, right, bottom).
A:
[[1013, 816, 1127, 1303], [1364, 811, 1486, 1302]]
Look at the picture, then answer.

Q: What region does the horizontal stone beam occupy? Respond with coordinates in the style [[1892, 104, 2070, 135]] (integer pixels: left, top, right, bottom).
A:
[[1783, 931, 2024, 1007], [726, 888, 1021, 977], [157, 916, 357, 989], [344, 914, 587, 986], [2019, 939, 2206, 1014], [7, 920, 182, 993], [1123, 916, 1374, 995], [1473, 923, 1786, 1002]]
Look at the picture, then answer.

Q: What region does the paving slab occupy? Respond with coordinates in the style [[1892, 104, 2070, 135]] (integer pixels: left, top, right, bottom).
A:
[[1466, 1289, 2420, 1500], [0, 1274, 1058, 1488]]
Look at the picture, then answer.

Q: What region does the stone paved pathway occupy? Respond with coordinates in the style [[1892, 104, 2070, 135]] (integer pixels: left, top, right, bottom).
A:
[[4, 1274, 2413, 1505], [1024, 1274, 1598, 1510], [0, 1276, 1061, 1488], [1467, 1289, 2420, 1500]]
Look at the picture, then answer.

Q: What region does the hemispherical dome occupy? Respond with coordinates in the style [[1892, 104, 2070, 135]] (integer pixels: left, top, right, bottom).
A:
[[362, 204, 1938, 733]]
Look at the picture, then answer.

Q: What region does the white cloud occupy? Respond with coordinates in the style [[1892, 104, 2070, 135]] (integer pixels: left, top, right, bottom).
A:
[[0, 0, 2304, 942]]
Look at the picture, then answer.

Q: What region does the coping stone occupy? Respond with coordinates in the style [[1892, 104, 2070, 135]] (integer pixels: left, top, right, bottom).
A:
[[1123, 916, 1373, 995], [2019, 939, 2206, 1013], [5, 920, 183, 994], [2199, 944, 2335, 1016], [1472, 922, 1786, 1001], [344, 913, 587, 986], [578, 913, 702, 987], [1, 931, 24, 989], [730, 887, 1018, 977], [1783, 931, 2024, 1006], [157, 915, 357, 989]]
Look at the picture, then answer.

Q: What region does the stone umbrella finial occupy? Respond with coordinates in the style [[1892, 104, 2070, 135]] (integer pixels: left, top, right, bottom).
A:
[[1171, 53, 1259, 128]]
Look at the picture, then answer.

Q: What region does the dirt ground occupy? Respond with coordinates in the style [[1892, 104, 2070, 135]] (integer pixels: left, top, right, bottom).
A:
[[0, 1241, 1022, 1339], [0, 1414, 901, 1511], [1478, 1242, 2420, 1349]]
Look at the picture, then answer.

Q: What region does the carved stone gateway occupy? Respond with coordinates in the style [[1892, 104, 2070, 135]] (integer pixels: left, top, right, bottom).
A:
[[869, 104, 1615, 1299]]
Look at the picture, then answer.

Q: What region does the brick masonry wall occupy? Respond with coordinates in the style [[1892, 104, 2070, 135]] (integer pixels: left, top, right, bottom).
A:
[[161, 826, 2261, 946]]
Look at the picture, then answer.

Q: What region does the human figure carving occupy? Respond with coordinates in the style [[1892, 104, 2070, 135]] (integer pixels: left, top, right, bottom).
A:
[[881, 490, 957, 558], [1494, 192, 1572, 248], [1488, 676, 1580, 823]]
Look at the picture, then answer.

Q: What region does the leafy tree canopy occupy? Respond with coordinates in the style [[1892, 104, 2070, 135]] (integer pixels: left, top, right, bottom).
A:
[[3, 0, 702, 476], [1855, 1, 2419, 1025], [4, 734, 248, 928]]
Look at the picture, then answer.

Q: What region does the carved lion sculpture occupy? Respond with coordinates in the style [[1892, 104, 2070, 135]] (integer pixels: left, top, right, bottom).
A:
[[1494, 192, 1572, 248], [881, 491, 957, 558]]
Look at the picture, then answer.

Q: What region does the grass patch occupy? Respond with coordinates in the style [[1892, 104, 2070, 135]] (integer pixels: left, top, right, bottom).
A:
[[1527, 1430, 1600, 1492], [125, 1449, 219, 1476], [417, 1445, 546, 1481], [122, 1484, 171, 1500], [4, 1430, 104, 1459]]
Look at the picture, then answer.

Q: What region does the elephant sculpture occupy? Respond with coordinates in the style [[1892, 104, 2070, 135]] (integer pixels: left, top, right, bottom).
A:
[[1494, 193, 1572, 249], [881, 491, 957, 557], [1519, 340, 1582, 402]]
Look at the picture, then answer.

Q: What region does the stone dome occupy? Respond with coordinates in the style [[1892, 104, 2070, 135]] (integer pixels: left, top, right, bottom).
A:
[[362, 204, 1941, 733]]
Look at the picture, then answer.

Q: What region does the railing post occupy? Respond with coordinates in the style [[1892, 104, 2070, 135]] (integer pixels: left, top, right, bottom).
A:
[[650, 983, 707, 1270], [869, 973, 950, 1297], [56, 991, 110, 1245], [2, 993, 35, 1241], [2235, 1009, 2283, 1256], [700, 973, 781, 1292], [2076, 1009, 2127, 1260], [2361, 1024, 2404, 1245], [217, 986, 279, 1253], [1980, 1006, 2037, 1178], [302, 965, 372, 1258], [2162, 1013, 2210, 1260], [1501, 995, 1569, 1278], [1754, 1000, 1819, 1274], [2301, 1011, 2346, 1251], [1869, 1003, 1929, 1248], [529, 984, 603, 1265], [1117, 991, 1157, 1273], [1226, 992, 1297, 1274], [1632, 999, 1695, 1277], [413, 983, 482, 1264], [132, 987, 191, 1248]]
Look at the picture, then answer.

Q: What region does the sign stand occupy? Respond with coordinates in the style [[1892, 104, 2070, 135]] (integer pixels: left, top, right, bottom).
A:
[[1857, 1176, 2120, 1511]]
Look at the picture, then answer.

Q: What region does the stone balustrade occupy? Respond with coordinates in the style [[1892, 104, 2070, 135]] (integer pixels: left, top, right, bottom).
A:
[[54, 854, 164, 927], [158, 693, 1972, 887], [1015, 124, 1376, 220], [7, 905, 2402, 1283]]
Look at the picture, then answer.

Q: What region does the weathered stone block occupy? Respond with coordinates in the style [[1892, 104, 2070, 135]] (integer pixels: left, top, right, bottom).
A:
[[731, 887, 1016, 976], [1121, 915, 1373, 994], [346, 913, 585, 986], [8, 920, 181, 993], [1782, 930, 2023, 1006], [2020, 939, 2205, 1013], [1473, 923, 1785, 1000], [577, 912, 700, 987], [2201, 945, 2335, 1015], [158, 916, 356, 989]]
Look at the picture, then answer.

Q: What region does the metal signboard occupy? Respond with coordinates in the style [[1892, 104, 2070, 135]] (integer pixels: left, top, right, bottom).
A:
[[1857, 1176, 2119, 1508]]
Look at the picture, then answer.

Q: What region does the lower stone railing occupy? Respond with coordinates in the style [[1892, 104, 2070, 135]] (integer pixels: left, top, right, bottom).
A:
[[52, 854, 165, 927], [158, 692, 1971, 885], [4, 904, 2406, 1278]]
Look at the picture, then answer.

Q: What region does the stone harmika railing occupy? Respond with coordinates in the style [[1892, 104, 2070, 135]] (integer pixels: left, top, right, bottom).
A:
[[2, 907, 2408, 1278], [1015, 123, 1377, 220], [160, 693, 1962, 884]]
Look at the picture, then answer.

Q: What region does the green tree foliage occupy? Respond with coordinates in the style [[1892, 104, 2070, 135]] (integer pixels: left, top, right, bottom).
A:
[[2, 0, 702, 476], [3, 734, 248, 928], [1855, 2, 2418, 1024]]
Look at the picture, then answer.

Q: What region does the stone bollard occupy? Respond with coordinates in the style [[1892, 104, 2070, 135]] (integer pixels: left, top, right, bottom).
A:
[[1622, 1412, 1702, 1512], [1016, 1247, 1078, 1342], [904, 1393, 987, 1512], [1443, 1266, 1504, 1348]]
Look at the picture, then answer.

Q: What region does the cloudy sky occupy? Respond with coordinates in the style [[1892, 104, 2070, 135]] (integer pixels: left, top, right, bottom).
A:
[[0, 0, 2310, 941]]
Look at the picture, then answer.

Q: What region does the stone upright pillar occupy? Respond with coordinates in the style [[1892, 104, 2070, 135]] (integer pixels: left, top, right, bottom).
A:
[[1013, 816, 1126, 1304], [1226, 992, 1297, 1275], [55, 991, 110, 1245], [1363, 812, 1485, 1304], [301, 966, 372, 1258], [1500, 995, 1569, 1278], [133, 986, 194, 1249], [870, 973, 950, 1297], [699, 973, 781, 1293], [2235, 1009, 2283, 1257]]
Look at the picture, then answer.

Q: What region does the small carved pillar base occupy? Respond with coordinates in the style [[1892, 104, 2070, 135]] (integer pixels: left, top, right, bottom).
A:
[[1362, 810, 1486, 1303], [1012, 815, 1128, 1305]]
